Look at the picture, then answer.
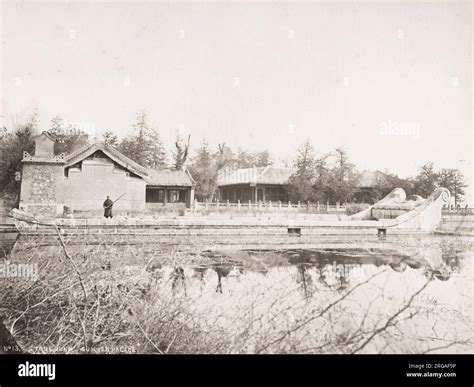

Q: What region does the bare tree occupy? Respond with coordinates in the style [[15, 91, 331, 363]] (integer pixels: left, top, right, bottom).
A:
[[173, 134, 191, 171]]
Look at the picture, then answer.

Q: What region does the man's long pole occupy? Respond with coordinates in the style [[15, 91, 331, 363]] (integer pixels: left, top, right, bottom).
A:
[[105, 193, 126, 209]]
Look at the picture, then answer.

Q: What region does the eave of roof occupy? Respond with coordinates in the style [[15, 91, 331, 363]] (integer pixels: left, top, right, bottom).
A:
[[145, 168, 194, 187]]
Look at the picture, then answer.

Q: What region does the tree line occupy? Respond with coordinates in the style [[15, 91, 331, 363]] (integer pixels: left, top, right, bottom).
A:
[[0, 110, 468, 205], [0, 111, 272, 201], [285, 141, 467, 206]]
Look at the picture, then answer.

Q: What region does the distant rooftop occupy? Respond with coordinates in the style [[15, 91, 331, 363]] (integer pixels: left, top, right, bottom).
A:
[[217, 166, 296, 186], [145, 169, 194, 187]]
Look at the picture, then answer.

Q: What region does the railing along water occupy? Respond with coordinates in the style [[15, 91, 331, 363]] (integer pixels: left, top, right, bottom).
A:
[[192, 199, 347, 214]]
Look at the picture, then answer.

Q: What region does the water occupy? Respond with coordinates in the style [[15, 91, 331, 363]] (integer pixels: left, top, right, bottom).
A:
[[3, 234, 473, 353], [121, 235, 473, 353]]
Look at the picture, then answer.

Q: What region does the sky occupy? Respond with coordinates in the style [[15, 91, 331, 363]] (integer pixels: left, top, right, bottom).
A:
[[1, 1, 473, 202]]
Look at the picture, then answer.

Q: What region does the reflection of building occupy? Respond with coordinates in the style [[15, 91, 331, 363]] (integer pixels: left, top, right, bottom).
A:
[[19, 132, 195, 217], [217, 166, 295, 203]]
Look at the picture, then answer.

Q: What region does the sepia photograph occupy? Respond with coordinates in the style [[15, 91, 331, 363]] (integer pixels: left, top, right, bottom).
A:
[[0, 0, 473, 384]]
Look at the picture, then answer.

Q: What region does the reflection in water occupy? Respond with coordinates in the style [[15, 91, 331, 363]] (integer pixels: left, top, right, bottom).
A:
[[171, 266, 186, 296], [175, 239, 471, 353], [2, 234, 473, 353], [213, 264, 243, 294], [173, 237, 469, 306], [295, 264, 314, 298], [197, 243, 462, 294], [214, 265, 227, 294], [193, 266, 206, 283]]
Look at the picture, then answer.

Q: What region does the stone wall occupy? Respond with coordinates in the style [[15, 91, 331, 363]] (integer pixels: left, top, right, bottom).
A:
[[438, 213, 474, 235], [21, 163, 64, 203], [22, 203, 63, 218], [0, 197, 15, 225], [20, 163, 64, 217], [145, 202, 187, 211]]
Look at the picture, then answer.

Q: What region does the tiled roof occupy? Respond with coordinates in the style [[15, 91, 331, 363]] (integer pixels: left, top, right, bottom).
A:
[[145, 169, 194, 187], [65, 143, 148, 177], [65, 142, 195, 186], [217, 166, 296, 186]]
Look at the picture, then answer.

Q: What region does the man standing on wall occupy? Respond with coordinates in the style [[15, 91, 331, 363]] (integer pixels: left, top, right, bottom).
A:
[[103, 196, 113, 219]]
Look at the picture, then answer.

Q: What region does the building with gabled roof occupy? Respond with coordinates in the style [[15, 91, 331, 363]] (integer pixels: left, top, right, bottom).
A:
[[144, 168, 195, 209], [19, 132, 195, 217], [217, 166, 295, 203], [65, 142, 148, 178]]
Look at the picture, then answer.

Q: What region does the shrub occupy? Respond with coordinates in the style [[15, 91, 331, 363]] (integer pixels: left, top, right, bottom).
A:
[[345, 203, 370, 216]]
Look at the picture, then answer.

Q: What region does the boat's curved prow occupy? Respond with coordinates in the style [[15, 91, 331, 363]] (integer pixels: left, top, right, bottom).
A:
[[9, 208, 40, 234], [349, 187, 408, 220], [349, 187, 450, 233], [386, 187, 450, 231]]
